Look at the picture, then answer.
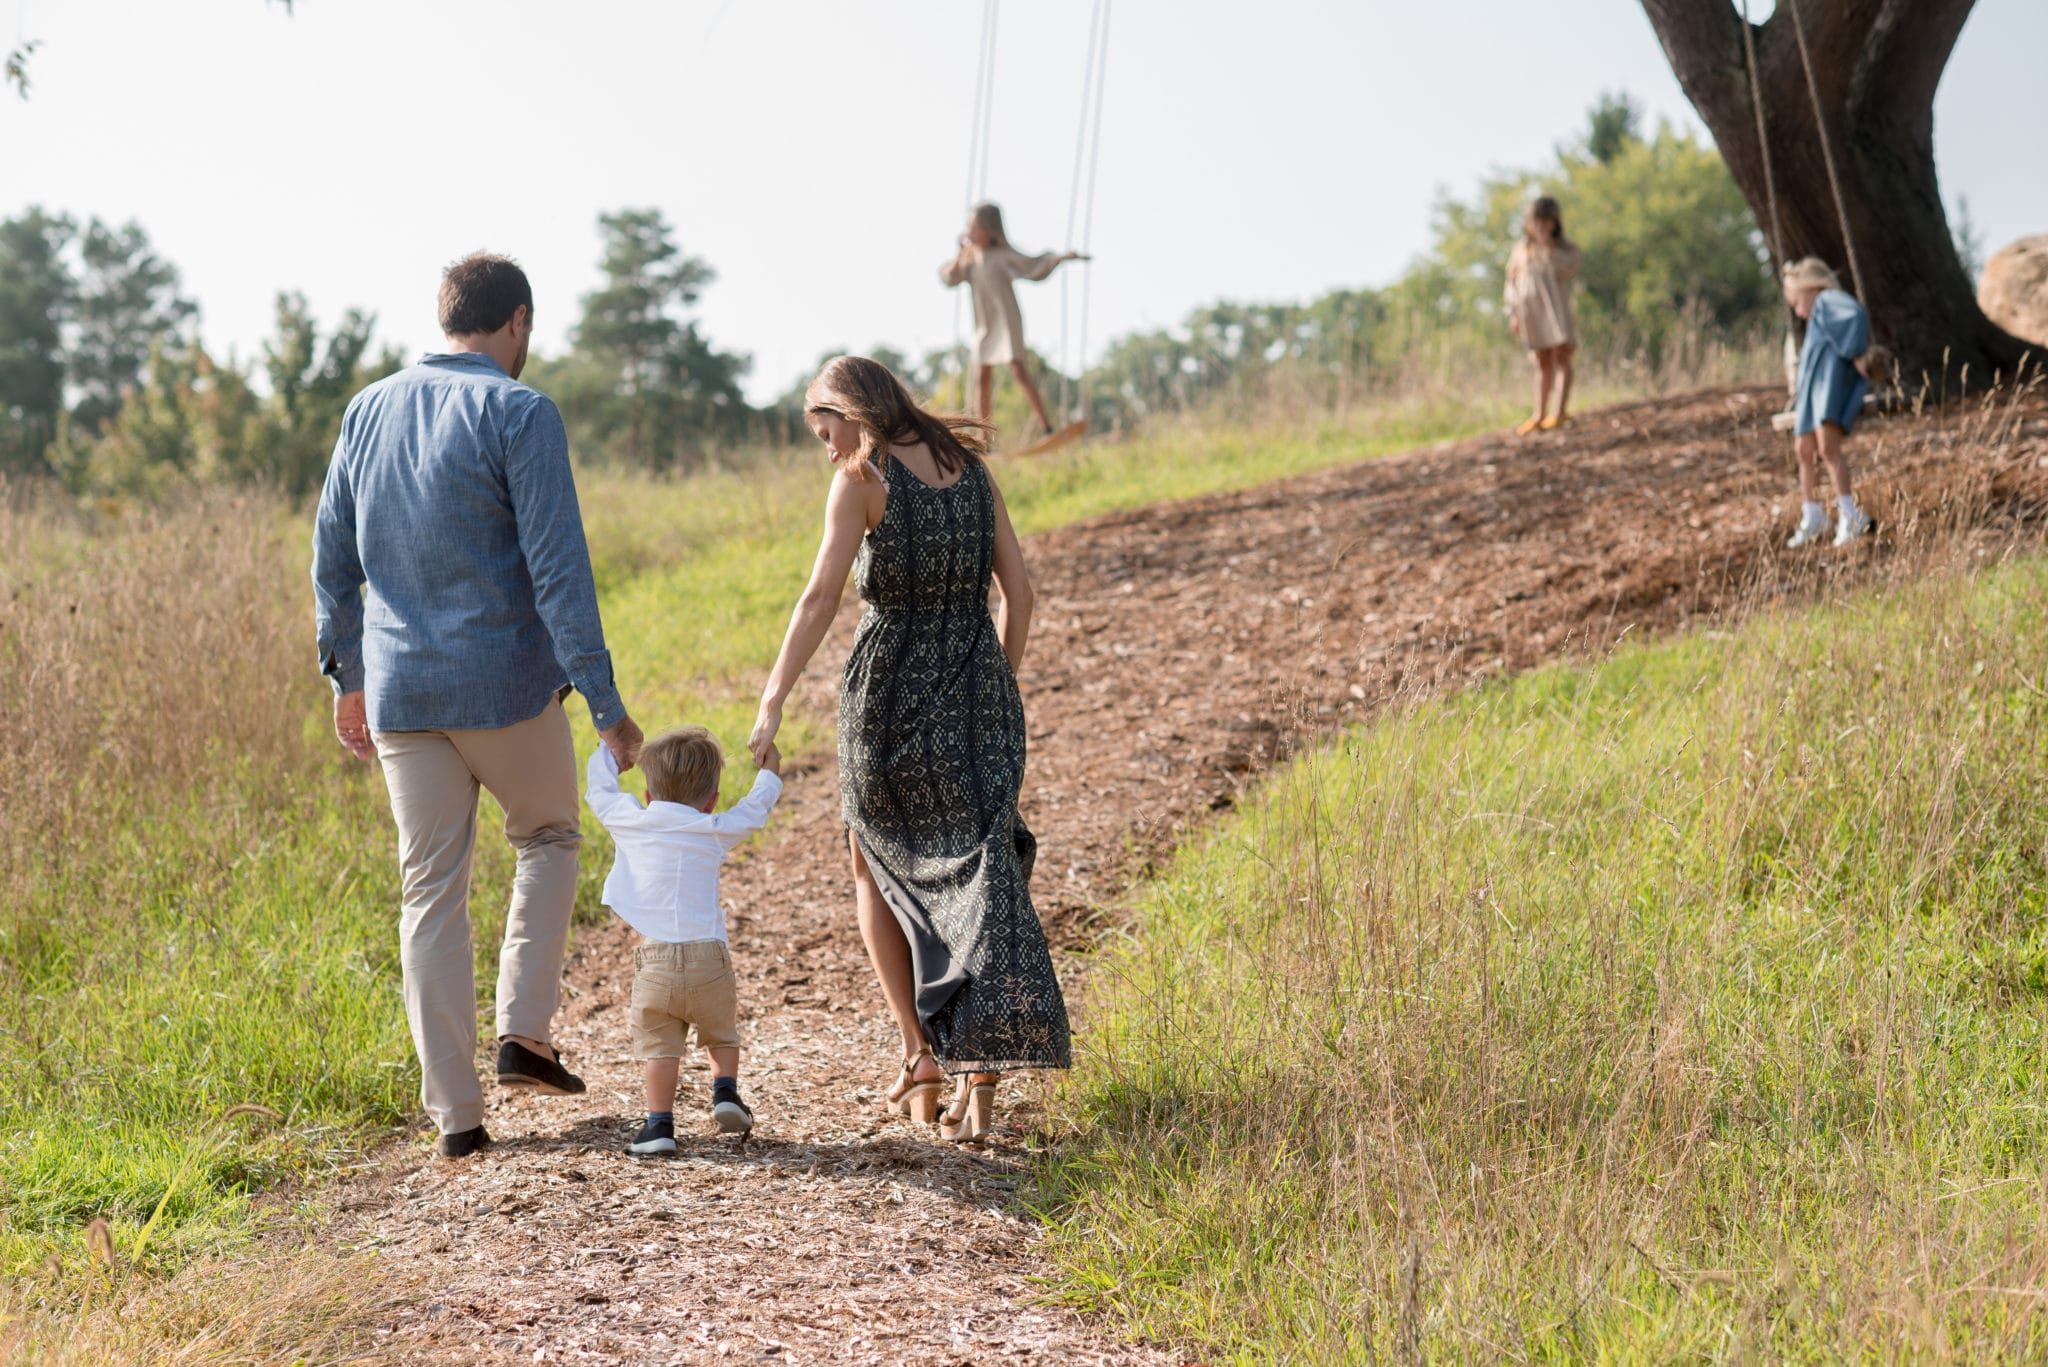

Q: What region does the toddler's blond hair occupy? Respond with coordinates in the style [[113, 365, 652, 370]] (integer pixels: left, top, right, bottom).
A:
[[640, 726, 723, 807], [1781, 256, 1840, 295]]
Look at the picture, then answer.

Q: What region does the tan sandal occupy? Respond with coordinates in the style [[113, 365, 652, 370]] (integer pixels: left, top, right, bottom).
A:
[[885, 1049, 944, 1124], [938, 1080, 996, 1144]]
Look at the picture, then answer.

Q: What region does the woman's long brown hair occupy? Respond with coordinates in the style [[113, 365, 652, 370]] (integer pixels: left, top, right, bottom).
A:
[[804, 355, 994, 482]]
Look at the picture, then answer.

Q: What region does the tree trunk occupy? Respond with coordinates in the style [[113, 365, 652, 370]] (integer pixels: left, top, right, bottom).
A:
[[1640, 0, 2034, 388]]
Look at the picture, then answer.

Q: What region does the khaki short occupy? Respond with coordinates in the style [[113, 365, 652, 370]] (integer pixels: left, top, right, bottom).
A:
[[630, 940, 740, 1058]]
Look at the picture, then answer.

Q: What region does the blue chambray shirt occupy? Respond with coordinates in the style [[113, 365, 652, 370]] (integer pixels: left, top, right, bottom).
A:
[[311, 351, 625, 735]]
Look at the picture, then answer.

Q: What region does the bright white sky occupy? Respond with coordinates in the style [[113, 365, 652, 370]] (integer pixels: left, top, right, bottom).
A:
[[3, 1, 2042, 404]]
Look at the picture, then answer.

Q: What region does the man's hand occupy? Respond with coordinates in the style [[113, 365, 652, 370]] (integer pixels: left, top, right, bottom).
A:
[[334, 690, 375, 762], [601, 714, 644, 772], [759, 741, 783, 777]]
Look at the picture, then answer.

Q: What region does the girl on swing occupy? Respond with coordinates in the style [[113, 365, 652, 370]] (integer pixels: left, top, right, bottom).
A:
[[940, 203, 1086, 436], [1781, 256, 1874, 547], [1503, 195, 1583, 435]]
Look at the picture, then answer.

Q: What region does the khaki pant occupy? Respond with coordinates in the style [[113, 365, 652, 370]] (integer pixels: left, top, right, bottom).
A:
[[375, 700, 581, 1134]]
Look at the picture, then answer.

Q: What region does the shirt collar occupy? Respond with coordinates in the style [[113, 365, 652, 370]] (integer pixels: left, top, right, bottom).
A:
[[418, 350, 509, 376]]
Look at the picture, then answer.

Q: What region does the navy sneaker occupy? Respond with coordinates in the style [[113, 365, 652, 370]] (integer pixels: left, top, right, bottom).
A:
[[496, 1040, 586, 1096], [710, 1080, 753, 1135], [628, 1117, 677, 1156]]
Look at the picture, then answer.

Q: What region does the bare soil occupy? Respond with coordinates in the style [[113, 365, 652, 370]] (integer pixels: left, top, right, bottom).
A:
[[316, 386, 2048, 1364]]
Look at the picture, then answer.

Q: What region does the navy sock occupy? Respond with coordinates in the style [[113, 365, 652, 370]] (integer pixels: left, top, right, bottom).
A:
[[647, 1111, 673, 1125], [710, 1077, 741, 1105]]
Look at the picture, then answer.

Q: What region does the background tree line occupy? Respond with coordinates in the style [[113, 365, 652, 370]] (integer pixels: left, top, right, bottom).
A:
[[4, 95, 1853, 501]]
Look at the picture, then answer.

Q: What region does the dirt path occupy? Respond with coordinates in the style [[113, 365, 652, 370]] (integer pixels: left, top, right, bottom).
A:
[[323, 386, 2047, 1364]]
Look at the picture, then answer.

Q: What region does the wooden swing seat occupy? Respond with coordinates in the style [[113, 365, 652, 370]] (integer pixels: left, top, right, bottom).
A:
[[1003, 419, 1088, 458]]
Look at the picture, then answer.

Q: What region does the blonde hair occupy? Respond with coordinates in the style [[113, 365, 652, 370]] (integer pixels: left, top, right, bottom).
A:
[[804, 354, 992, 483], [640, 726, 723, 807], [969, 202, 1009, 249], [1782, 256, 1841, 294]]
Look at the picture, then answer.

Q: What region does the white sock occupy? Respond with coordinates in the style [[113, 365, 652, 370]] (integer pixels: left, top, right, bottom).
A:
[[1802, 500, 1827, 527], [1837, 494, 1859, 521]]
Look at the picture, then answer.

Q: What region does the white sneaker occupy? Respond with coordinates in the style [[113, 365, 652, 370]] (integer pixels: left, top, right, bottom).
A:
[[1834, 508, 1874, 546], [1787, 517, 1829, 549]]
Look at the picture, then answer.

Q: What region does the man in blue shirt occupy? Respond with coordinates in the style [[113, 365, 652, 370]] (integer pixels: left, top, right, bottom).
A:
[[313, 253, 642, 1158]]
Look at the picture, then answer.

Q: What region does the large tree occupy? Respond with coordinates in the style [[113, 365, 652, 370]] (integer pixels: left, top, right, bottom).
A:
[[1640, 0, 2030, 385]]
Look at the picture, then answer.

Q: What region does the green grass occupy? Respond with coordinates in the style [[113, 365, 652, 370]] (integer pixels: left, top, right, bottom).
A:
[[1037, 558, 2048, 1361], [0, 389, 1509, 1309]]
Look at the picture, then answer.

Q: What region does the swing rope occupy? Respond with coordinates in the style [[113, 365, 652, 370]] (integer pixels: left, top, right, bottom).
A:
[[1058, 0, 1112, 425], [1786, 0, 1866, 302], [1058, 0, 1109, 421], [954, 0, 1000, 399], [1737, 0, 1784, 275]]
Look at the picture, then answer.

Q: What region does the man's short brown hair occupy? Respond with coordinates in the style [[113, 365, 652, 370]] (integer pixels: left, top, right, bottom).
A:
[[640, 726, 723, 807], [438, 252, 533, 336]]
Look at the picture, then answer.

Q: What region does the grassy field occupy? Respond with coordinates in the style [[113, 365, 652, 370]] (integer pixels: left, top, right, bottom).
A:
[[1037, 558, 2048, 1361], [0, 383, 1525, 1341]]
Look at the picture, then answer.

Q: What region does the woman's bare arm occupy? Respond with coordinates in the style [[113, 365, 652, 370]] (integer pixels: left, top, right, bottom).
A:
[[751, 470, 877, 761], [987, 470, 1034, 672]]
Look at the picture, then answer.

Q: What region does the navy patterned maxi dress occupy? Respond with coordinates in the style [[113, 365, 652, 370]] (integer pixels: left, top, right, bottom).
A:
[[838, 453, 1071, 1074]]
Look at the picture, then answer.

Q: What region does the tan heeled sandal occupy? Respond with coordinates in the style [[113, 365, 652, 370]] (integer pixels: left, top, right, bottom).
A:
[[938, 1080, 996, 1144], [885, 1049, 944, 1124]]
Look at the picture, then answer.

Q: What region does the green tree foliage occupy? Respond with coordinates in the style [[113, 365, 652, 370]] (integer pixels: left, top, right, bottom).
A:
[[49, 294, 399, 500], [0, 208, 74, 475], [531, 208, 751, 470], [71, 219, 199, 430], [1584, 90, 1643, 165], [0, 209, 198, 477]]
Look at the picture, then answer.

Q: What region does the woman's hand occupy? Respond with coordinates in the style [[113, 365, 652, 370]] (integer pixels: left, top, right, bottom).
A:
[[749, 699, 783, 767], [1062, 250, 1091, 263]]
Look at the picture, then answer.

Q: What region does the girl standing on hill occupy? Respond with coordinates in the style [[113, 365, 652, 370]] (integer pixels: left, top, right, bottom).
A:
[[940, 203, 1086, 435], [751, 354, 1070, 1145], [1781, 257, 1875, 547], [1503, 195, 1583, 435]]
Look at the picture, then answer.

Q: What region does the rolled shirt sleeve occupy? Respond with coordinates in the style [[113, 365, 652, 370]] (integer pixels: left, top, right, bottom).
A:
[[311, 431, 366, 695], [504, 397, 626, 731]]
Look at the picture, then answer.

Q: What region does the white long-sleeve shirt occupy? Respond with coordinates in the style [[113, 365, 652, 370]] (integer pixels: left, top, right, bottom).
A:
[[585, 746, 782, 944]]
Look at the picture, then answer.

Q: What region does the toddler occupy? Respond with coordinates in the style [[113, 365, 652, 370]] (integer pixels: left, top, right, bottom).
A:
[[587, 726, 781, 1154]]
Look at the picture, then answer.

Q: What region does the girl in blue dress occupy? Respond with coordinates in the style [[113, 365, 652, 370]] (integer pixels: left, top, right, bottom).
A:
[[1782, 257, 1875, 547]]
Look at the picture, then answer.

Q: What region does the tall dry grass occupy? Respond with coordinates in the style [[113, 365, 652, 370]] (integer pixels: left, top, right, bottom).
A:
[[0, 485, 313, 890]]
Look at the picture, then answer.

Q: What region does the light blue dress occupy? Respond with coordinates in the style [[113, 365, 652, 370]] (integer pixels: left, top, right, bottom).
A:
[[1794, 288, 1870, 436]]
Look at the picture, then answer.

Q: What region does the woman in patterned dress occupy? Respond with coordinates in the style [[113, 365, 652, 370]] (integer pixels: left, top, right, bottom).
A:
[[750, 355, 1070, 1143]]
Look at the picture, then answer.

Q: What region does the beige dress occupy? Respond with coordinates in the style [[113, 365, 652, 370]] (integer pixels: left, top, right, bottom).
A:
[[1504, 240, 1582, 351], [940, 244, 1064, 367]]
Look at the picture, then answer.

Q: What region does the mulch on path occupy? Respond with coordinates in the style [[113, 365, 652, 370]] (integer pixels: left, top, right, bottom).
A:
[[325, 385, 2048, 1365]]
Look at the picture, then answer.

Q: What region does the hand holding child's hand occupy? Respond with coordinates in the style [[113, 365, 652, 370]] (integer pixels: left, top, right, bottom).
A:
[[748, 700, 782, 768], [602, 714, 644, 772], [760, 742, 783, 777]]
